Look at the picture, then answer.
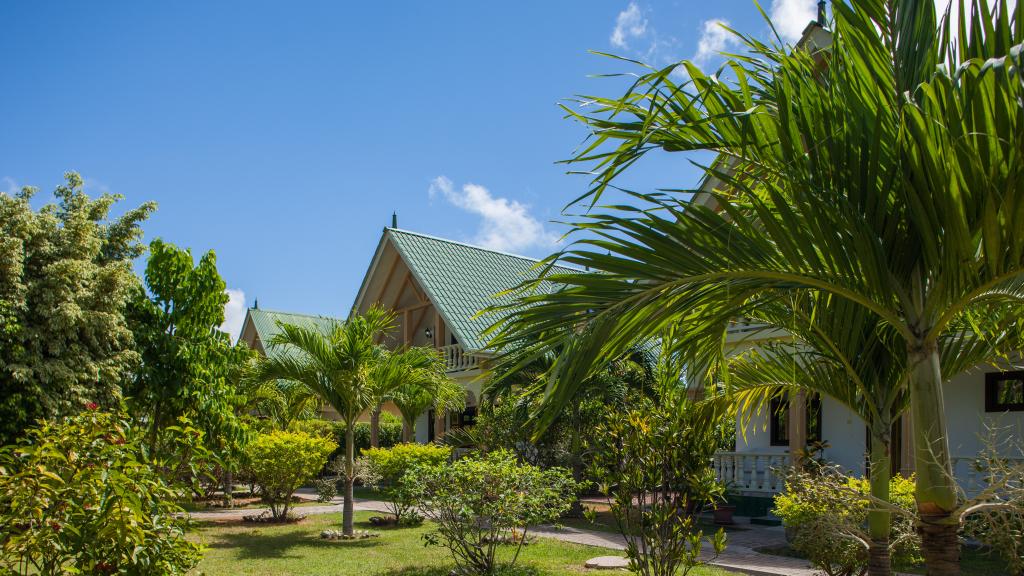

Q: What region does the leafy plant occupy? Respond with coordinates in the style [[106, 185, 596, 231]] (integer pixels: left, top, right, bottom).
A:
[[0, 173, 153, 445], [405, 450, 579, 575], [588, 377, 727, 576], [0, 407, 202, 575], [773, 466, 921, 576], [361, 443, 452, 524], [245, 430, 336, 521], [314, 477, 338, 503]]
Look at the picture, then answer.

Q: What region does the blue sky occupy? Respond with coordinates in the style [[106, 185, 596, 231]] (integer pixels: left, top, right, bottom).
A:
[[0, 1, 829, 338]]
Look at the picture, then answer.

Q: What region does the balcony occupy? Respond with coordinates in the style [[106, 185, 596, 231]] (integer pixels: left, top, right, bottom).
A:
[[713, 451, 791, 494], [438, 344, 479, 373]]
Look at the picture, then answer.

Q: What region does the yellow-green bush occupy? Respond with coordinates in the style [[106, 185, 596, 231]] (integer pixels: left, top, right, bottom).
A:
[[361, 443, 451, 523], [246, 430, 336, 520]]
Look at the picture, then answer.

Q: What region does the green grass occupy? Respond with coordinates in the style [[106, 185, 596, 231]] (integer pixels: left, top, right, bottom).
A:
[[188, 511, 742, 576], [755, 544, 1013, 576]]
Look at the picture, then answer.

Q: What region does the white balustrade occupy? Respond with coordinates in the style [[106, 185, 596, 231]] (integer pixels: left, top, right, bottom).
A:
[[438, 344, 478, 373], [712, 451, 792, 494]]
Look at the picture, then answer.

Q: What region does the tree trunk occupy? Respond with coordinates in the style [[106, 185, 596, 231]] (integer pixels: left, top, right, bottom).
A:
[[908, 342, 959, 576], [867, 433, 892, 576], [370, 405, 381, 448], [223, 469, 234, 508], [402, 418, 413, 443], [343, 423, 355, 536]]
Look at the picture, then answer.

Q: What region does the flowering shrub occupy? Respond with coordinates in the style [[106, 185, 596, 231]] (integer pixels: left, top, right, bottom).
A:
[[245, 430, 336, 520], [405, 450, 579, 575], [0, 408, 202, 575], [361, 443, 451, 524], [773, 467, 920, 576]]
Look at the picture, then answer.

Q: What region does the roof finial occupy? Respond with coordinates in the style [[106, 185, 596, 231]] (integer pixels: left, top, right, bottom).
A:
[[817, 0, 827, 26], [392, 212, 398, 229], [253, 298, 258, 310]]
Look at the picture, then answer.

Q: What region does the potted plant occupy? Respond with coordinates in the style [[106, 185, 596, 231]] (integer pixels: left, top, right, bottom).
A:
[[712, 483, 738, 525]]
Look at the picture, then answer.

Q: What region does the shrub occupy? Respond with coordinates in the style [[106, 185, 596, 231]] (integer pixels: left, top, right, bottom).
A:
[[245, 430, 336, 520], [290, 418, 402, 460], [0, 408, 202, 575], [588, 392, 727, 576], [314, 477, 338, 503], [405, 450, 579, 575], [361, 443, 452, 524], [773, 467, 920, 576]]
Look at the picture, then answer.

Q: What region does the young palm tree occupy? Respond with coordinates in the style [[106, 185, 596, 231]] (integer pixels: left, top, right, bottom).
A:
[[488, 2, 1023, 574], [378, 346, 465, 442], [254, 306, 397, 535]]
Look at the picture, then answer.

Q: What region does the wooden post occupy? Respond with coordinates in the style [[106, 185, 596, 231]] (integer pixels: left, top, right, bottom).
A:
[[403, 310, 410, 346], [433, 410, 446, 442], [788, 391, 808, 464]]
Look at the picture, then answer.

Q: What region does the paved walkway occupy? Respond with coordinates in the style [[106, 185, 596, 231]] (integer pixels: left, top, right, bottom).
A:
[[187, 496, 818, 575]]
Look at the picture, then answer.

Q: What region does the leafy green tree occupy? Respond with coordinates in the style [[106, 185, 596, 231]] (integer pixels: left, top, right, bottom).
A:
[[362, 443, 452, 523], [489, 2, 1023, 574], [126, 239, 243, 475], [0, 172, 153, 445], [0, 407, 203, 575], [405, 450, 579, 575], [245, 430, 336, 521], [384, 347, 465, 442], [253, 305, 401, 535]]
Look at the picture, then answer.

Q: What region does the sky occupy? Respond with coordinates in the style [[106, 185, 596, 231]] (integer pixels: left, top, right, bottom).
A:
[[0, 0, 973, 340]]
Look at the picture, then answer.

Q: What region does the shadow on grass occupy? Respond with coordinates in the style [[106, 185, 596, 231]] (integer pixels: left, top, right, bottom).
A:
[[207, 526, 383, 560], [374, 564, 541, 576]]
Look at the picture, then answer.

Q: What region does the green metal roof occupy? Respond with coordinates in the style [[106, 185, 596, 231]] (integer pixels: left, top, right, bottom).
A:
[[386, 228, 577, 352], [246, 308, 341, 358]]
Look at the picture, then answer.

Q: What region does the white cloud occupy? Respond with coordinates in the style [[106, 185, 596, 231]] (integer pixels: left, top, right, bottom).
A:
[[428, 176, 559, 254], [770, 0, 819, 43], [935, 0, 1017, 36], [694, 19, 739, 66], [1, 177, 20, 195], [611, 2, 648, 49], [220, 288, 247, 343]]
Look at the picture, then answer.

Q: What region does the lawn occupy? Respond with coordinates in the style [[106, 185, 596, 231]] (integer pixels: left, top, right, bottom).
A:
[[188, 511, 743, 576]]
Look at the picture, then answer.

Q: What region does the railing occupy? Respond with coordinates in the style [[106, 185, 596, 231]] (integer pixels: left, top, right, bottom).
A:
[[438, 344, 479, 373], [952, 455, 1024, 498], [713, 451, 791, 494]]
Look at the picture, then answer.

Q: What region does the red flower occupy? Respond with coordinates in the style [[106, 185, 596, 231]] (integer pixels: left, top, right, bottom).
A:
[[85, 402, 98, 411], [49, 521, 61, 532]]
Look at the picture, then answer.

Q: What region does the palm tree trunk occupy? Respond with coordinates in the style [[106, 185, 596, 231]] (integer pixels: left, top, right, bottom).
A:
[[402, 418, 413, 443], [908, 343, 959, 576], [370, 405, 381, 448], [343, 423, 355, 536], [867, 434, 892, 576]]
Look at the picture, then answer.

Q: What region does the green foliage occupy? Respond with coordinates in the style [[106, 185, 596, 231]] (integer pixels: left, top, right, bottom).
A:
[[125, 239, 245, 477], [0, 173, 153, 445], [245, 430, 336, 521], [773, 467, 921, 576], [289, 418, 402, 458], [382, 346, 465, 439], [313, 477, 337, 503], [0, 408, 202, 575], [589, 385, 727, 576], [362, 443, 452, 523], [406, 450, 579, 575]]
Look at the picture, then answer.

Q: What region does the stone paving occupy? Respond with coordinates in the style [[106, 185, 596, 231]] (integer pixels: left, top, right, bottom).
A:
[[187, 496, 821, 575]]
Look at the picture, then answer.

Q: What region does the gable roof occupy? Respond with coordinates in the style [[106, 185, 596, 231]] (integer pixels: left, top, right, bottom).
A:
[[244, 308, 341, 357], [356, 228, 578, 352]]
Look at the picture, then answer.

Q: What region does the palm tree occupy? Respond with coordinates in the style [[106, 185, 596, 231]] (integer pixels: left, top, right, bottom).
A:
[[254, 306, 398, 535], [377, 346, 465, 442], [488, 2, 1023, 574]]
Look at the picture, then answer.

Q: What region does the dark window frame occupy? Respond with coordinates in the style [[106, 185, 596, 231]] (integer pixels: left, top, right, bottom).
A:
[[769, 393, 823, 447], [985, 370, 1024, 412]]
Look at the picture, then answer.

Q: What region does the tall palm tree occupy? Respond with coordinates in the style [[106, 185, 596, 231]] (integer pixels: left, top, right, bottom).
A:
[[254, 306, 397, 536], [488, 2, 1023, 574], [377, 346, 465, 442]]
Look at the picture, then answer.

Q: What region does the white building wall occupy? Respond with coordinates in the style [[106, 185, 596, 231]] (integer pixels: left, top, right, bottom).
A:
[[732, 361, 1024, 488]]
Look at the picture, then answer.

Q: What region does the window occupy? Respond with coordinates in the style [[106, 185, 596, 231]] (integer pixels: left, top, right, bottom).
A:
[[770, 393, 822, 446], [450, 406, 477, 429], [986, 371, 1024, 412], [427, 409, 436, 441]]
